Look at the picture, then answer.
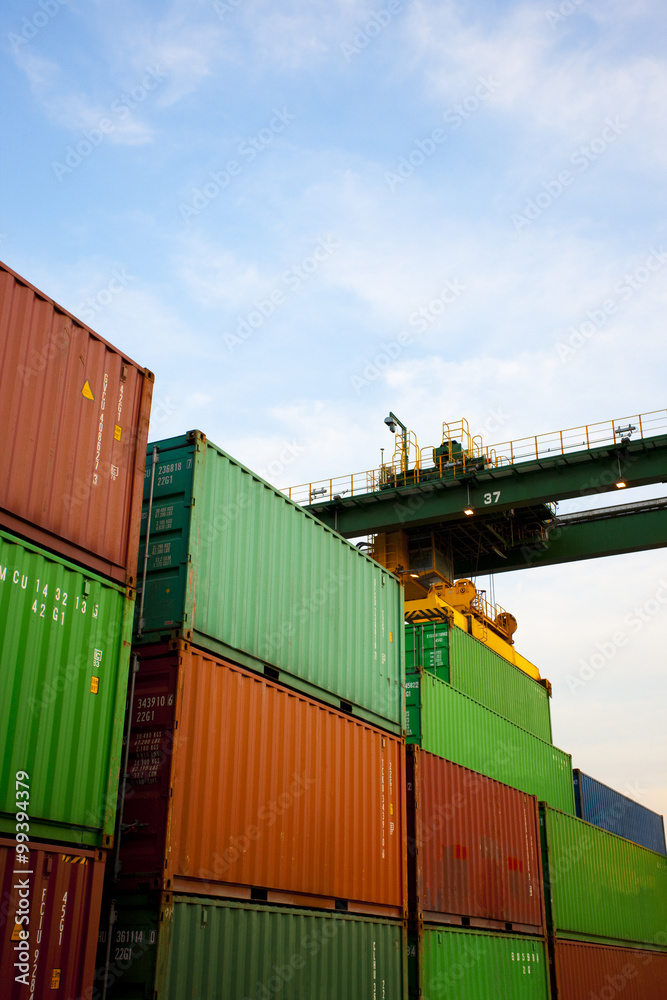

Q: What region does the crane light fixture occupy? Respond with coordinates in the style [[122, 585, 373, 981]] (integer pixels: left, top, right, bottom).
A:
[[615, 455, 627, 489], [464, 483, 474, 515]]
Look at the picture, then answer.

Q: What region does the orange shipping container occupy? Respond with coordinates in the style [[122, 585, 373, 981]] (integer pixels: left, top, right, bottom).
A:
[[0, 261, 153, 586], [118, 642, 407, 917]]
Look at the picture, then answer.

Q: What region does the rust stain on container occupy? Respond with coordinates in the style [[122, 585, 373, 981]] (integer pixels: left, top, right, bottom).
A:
[[0, 836, 106, 1000], [408, 747, 544, 934], [119, 642, 407, 916], [549, 938, 667, 998], [0, 261, 153, 586]]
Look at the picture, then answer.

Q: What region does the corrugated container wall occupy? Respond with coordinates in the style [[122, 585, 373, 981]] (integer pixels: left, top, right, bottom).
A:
[[118, 643, 406, 915], [0, 837, 106, 1000], [573, 768, 667, 856], [0, 261, 153, 586], [549, 939, 667, 1000], [102, 893, 407, 1000], [406, 621, 552, 742], [540, 804, 667, 950], [134, 432, 404, 731], [0, 531, 134, 847], [407, 668, 575, 814], [408, 748, 545, 934], [448, 624, 552, 743], [413, 926, 550, 1000]]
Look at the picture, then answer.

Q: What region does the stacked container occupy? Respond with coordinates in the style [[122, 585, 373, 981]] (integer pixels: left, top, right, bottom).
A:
[[102, 432, 408, 998], [540, 804, 667, 998], [573, 768, 666, 855], [405, 620, 561, 999], [0, 262, 153, 998]]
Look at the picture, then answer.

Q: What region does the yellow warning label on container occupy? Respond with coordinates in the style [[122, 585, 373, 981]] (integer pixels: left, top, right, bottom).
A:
[[90, 676, 99, 694], [114, 424, 122, 441], [11, 922, 23, 941], [389, 631, 393, 642], [50, 968, 61, 989], [81, 380, 95, 401], [61, 855, 87, 865], [390, 803, 394, 815]]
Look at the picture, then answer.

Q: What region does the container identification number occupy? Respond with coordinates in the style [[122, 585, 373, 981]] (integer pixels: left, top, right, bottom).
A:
[[136, 695, 174, 709]]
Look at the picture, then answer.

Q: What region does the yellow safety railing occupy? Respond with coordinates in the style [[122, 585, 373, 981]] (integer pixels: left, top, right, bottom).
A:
[[282, 409, 667, 505]]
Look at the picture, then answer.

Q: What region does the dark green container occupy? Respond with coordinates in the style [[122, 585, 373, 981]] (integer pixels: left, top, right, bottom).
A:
[[411, 925, 550, 1000], [405, 622, 449, 680], [134, 432, 404, 732], [406, 621, 552, 741], [406, 668, 574, 814], [540, 804, 667, 950], [0, 529, 133, 847], [102, 893, 407, 999]]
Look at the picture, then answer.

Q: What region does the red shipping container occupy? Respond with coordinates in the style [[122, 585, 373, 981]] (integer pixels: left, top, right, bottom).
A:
[[550, 938, 667, 999], [118, 642, 407, 917], [407, 746, 544, 934], [0, 261, 153, 586], [0, 836, 106, 999]]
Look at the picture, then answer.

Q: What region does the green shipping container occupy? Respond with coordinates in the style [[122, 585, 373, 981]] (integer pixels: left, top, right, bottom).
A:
[[406, 621, 552, 742], [412, 926, 550, 1000], [135, 432, 404, 732], [102, 893, 406, 999], [0, 530, 133, 847], [405, 622, 449, 680], [540, 804, 667, 950], [406, 669, 574, 814]]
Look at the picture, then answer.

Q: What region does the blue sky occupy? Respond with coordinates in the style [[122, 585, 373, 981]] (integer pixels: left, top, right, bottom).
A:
[[2, 0, 666, 819]]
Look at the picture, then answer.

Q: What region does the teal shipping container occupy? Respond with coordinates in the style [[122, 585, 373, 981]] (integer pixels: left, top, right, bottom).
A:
[[540, 804, 667, 950], [101, 893, 407, 999], [0, 529, 133, 847], [406, 621, 552, 742], [411, 926, 550, 1000], [134, 432, 404, 732], [407, 668, 574, 814]]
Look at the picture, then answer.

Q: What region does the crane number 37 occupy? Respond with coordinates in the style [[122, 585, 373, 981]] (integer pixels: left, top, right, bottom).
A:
[[483, 491, 501, 504]]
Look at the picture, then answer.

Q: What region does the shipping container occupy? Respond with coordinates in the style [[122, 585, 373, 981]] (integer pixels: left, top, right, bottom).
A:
[[0, 836, 106, 1000], [407, 668, 574, 814], [0, 261, 153, 586], [133, 431, 404, 732], [548, 938, 667, 999], [411, 925, 550, 1000], [118, 642, 406, 915], [407, 748, 544, 934], [406, 621, 552, 742], [0, 530, 134, 847], [405, 622, 449, 679], [540, 804, 667, 950], [573, 768, 666, 856], [100, 892, 407, 1000]]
